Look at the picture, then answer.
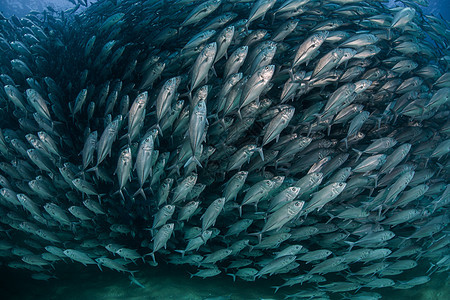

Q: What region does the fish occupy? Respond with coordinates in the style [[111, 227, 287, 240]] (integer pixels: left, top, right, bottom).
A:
[[127, 92, 149, 143], [186, 99, 208, 168], [255, 255, 297, 279], [133, 135, 154, 199], [96, 257, 136, 274], [189, 42, 217, 95], [115, 248, 143, 262], [0, 1, 448, 299], [245, 0, 277, 32], [201, 197, 225, 232], [253, 200, 304, 243], [156, 77, 181, 130], [114, 147, 132, 199], [180, 0, 222, 30], [63, 249, 96, 266], [223, 46, 248, 79]]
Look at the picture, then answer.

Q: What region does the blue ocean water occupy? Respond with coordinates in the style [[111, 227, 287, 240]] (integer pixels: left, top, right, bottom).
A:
[[1, 0, 449, 18]]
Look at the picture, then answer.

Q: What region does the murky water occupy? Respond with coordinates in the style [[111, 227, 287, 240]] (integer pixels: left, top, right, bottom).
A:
[[1, 261, 448, 300]]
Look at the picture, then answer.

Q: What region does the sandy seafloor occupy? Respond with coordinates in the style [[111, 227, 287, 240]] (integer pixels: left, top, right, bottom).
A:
[[0, 261, 448, 300]]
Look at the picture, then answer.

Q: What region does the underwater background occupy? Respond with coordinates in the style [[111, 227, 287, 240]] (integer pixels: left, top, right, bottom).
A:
[[0, 261, 449, 299], [0, 0, 449, 299], [1, 0, 449, 20]]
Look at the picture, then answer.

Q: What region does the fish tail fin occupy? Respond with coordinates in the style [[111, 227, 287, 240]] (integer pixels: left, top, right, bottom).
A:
[[255, 147, 264, 161], [226, 273, 236, 282], [326, 212, 335, 224], [211, 65, 218, 77], [236, 108, 243, 120], [143, 252, 156, 264], [272, 286, 282, 294], [207, 112, 219, 122], [98, 193, 106, 204], [426, 262, 436, 274], [390, 108, 398, 125], [184, 156, 202, 169], [289, 68, 295, 81], [133, 188, 146, 200], [174, 250, 185, 258], [368, 174, 378, 189], [344, 241, 355, 252], [86, 165, 99, 177], [248, 232, 262, 244], [154, 123, 163, 137], [352, 148, 363, 162], [112, 189, 125, 202], [342, 137, 348, 150], [150, 253, 156, 264]]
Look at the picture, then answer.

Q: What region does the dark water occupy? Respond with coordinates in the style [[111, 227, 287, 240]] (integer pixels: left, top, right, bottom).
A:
[[0, 261, 448, 299]]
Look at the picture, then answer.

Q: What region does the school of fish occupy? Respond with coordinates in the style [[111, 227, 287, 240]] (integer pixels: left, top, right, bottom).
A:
[[0, 0, 449, 298]]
